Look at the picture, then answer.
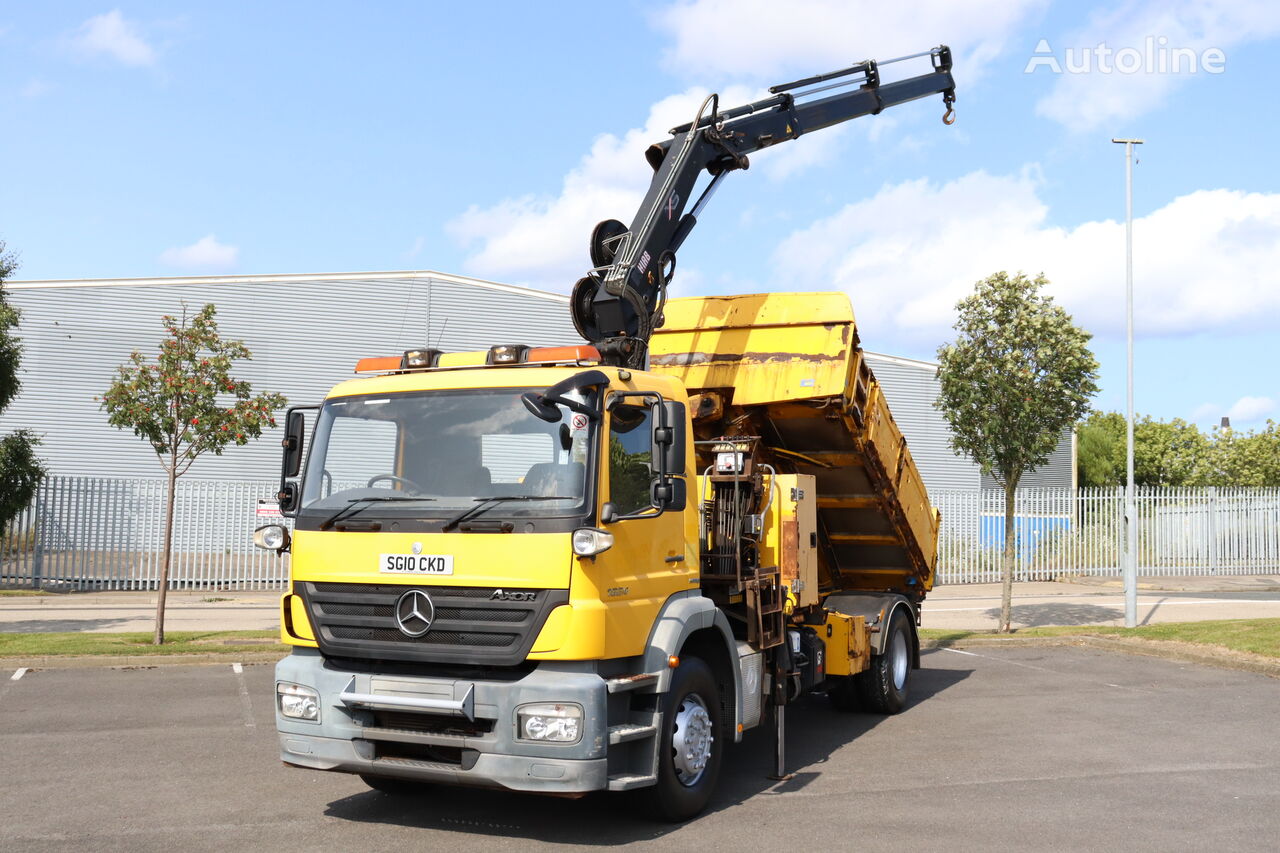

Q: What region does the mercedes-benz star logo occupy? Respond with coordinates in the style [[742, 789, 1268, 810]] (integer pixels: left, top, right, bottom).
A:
[[394, 589, 435, 638]]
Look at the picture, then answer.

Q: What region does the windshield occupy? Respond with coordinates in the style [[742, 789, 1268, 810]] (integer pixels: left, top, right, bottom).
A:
[[298, 387, 595, 526]]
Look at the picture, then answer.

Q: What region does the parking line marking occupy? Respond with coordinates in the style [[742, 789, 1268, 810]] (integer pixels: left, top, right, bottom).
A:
[[941, 646, 1153, 693], [232, 662, 256, 729], [10, 668, 28, 681]]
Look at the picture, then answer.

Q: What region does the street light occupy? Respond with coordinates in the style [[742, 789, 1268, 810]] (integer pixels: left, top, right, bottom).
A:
[[1112, 137, 1142, 629]]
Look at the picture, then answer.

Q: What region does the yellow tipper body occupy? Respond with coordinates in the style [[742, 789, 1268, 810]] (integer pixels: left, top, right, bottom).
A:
[[648, 292, 940, 596]]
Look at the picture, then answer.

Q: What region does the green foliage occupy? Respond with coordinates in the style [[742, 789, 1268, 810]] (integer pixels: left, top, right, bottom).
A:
[[1077, 411, 1124, 487], [1076, 411, 1280, 487], [936, 272, 1100, 489], [1203, 420, 1280, 486], [100, 304, 286, 476], [1136, 416, 1210, 486], [0, 240, 47, 535]]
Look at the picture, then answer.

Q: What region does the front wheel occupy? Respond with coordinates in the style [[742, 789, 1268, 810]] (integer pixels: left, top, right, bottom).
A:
[[856, 608, 914, 714], [643, 657, 723, 822]]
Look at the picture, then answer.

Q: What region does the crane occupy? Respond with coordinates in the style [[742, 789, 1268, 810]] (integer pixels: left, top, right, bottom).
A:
[[570, 45, 957, 368]]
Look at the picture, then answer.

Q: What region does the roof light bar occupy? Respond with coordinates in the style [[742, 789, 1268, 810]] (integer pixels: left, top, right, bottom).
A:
[[402, 347, 442, 369], [487, 344, 530, 365], [527, 345, 601, 364], [354, 356, 402, 374]]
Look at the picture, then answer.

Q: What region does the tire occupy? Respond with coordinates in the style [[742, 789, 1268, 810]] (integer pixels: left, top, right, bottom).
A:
[[642, 657, 724, 822], [359, 773, 428, 796], [855, 609, 913, 715]]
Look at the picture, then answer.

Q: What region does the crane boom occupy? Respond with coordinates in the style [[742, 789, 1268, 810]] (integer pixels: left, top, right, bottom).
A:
[[570, 45, 956, 367]]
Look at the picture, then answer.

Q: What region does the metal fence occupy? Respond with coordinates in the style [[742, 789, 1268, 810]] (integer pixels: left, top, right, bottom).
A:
[[2, 478, 1278, 589], [933, 486, 1280, 583], [0, 477, 288, 591]]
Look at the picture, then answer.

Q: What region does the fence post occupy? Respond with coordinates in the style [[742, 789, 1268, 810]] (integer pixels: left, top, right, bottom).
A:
[[1207, 487, 1218, 575], [31, 489, 45, 591]]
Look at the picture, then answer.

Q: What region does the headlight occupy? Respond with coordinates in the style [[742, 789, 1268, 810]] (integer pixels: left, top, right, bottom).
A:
[[254, 524, 290, 552], [277, 682, 320, 721], [572, 527, 613, 557], [516, 703, 582, 743]]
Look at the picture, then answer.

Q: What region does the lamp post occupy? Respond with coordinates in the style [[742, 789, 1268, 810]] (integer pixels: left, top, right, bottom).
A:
[[1112, 137, 1142, 629]]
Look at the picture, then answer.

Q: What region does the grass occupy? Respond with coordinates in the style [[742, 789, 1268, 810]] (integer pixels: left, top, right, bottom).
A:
[[0, 630, 289, 658], [920, 618, 1280, 659], [0, 589, 55, 597]]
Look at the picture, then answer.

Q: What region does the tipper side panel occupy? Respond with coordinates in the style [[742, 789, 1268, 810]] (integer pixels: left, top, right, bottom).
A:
[[649, 293, 939, 598]]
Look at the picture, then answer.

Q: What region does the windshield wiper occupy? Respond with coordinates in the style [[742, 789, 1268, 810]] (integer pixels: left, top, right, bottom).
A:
[[319, 495, 435, 531], [441, 495, 575, 532]]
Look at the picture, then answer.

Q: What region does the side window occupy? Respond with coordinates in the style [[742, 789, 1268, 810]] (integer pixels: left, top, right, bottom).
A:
[[608, 404, 652, 515]]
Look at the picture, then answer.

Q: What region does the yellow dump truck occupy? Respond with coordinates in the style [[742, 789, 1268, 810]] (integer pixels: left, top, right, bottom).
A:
[[262, 292, 939, 820], [264, 48, 954, 820]]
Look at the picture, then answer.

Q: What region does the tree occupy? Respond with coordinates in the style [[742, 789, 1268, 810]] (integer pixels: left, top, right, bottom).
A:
[[1077, 411, 1124, 487], [1135, 416, 1210, 486], [937, 272, 1099, 632], [101, 304, 285, 644], [1202, 421, 1280, 487], [0, 241, 47, 538]]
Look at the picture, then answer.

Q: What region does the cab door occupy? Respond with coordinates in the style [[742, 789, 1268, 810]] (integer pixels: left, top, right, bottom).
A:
[[579, 396, 694, 659]]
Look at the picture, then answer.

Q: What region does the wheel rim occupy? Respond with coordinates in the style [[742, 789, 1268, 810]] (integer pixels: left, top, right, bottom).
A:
[[890, 627, 909, 690], [671, 692, 714, 786]]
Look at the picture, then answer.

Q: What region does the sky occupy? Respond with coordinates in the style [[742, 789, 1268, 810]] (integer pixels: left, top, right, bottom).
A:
[[2, 1, 1278, 431]]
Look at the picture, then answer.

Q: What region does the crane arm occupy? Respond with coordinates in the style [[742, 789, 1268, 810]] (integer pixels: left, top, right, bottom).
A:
[[570, 45, 956, 367]]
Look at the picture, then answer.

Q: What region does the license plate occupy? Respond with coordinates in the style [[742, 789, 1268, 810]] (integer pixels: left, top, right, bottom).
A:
[[379, 554, 454, 575]]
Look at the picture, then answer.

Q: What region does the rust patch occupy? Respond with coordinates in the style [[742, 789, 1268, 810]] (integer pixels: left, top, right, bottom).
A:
[[650, 350, 844, 367], [781, 519, 799, 585]]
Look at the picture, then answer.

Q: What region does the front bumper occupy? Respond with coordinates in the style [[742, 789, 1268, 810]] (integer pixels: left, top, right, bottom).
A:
[[275, 649, 609, 794]]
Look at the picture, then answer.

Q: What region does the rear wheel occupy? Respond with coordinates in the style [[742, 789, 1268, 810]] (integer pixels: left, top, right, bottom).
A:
[[359, 773, 428, 796], [643, 657, 723, 822], [856, 609, 913, 714]]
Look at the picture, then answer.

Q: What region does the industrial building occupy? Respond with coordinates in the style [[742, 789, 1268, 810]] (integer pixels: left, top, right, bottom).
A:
[[2, 271, 1073, 493]]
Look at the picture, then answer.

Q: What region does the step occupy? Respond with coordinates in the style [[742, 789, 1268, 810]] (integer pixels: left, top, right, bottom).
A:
[[606, 673, 659, 693], [607, 773, 657, 792], [608, 723, 657, 745]]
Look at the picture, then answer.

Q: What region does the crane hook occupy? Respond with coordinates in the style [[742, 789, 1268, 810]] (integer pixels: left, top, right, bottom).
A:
[[942, 92, 956, 125]]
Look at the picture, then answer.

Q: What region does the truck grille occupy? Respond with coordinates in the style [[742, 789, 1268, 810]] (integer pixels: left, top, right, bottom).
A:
[[299, 581, 568, 666]]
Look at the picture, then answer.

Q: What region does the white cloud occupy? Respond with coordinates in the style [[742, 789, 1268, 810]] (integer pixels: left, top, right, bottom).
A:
[[19, 79, 52, 98], [771, 169, 1280, 350], [159, 235, 239, 271], [1191, 402, 1221, 423], [69, 9, 156, 67], [1226, 396, 1277, 426], [405, 236, 426, 260], [652, 0, 1044, 81], [1033, 0, 1280, 130], [447, 86, 755, 290]]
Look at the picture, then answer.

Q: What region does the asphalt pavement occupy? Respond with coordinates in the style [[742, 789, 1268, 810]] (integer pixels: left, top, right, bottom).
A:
[[1, 644, 1276, 851], [3, 575, 1280, 634]]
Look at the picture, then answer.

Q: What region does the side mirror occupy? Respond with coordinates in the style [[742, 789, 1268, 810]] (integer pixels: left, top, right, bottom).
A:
[[600, 501, 619, 524], [277, 481, 300, 515], [282, 409, 306, 478], [522, 391, 562, 423], [651, 477, 687, 512], [650, 401, 687, 477]]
